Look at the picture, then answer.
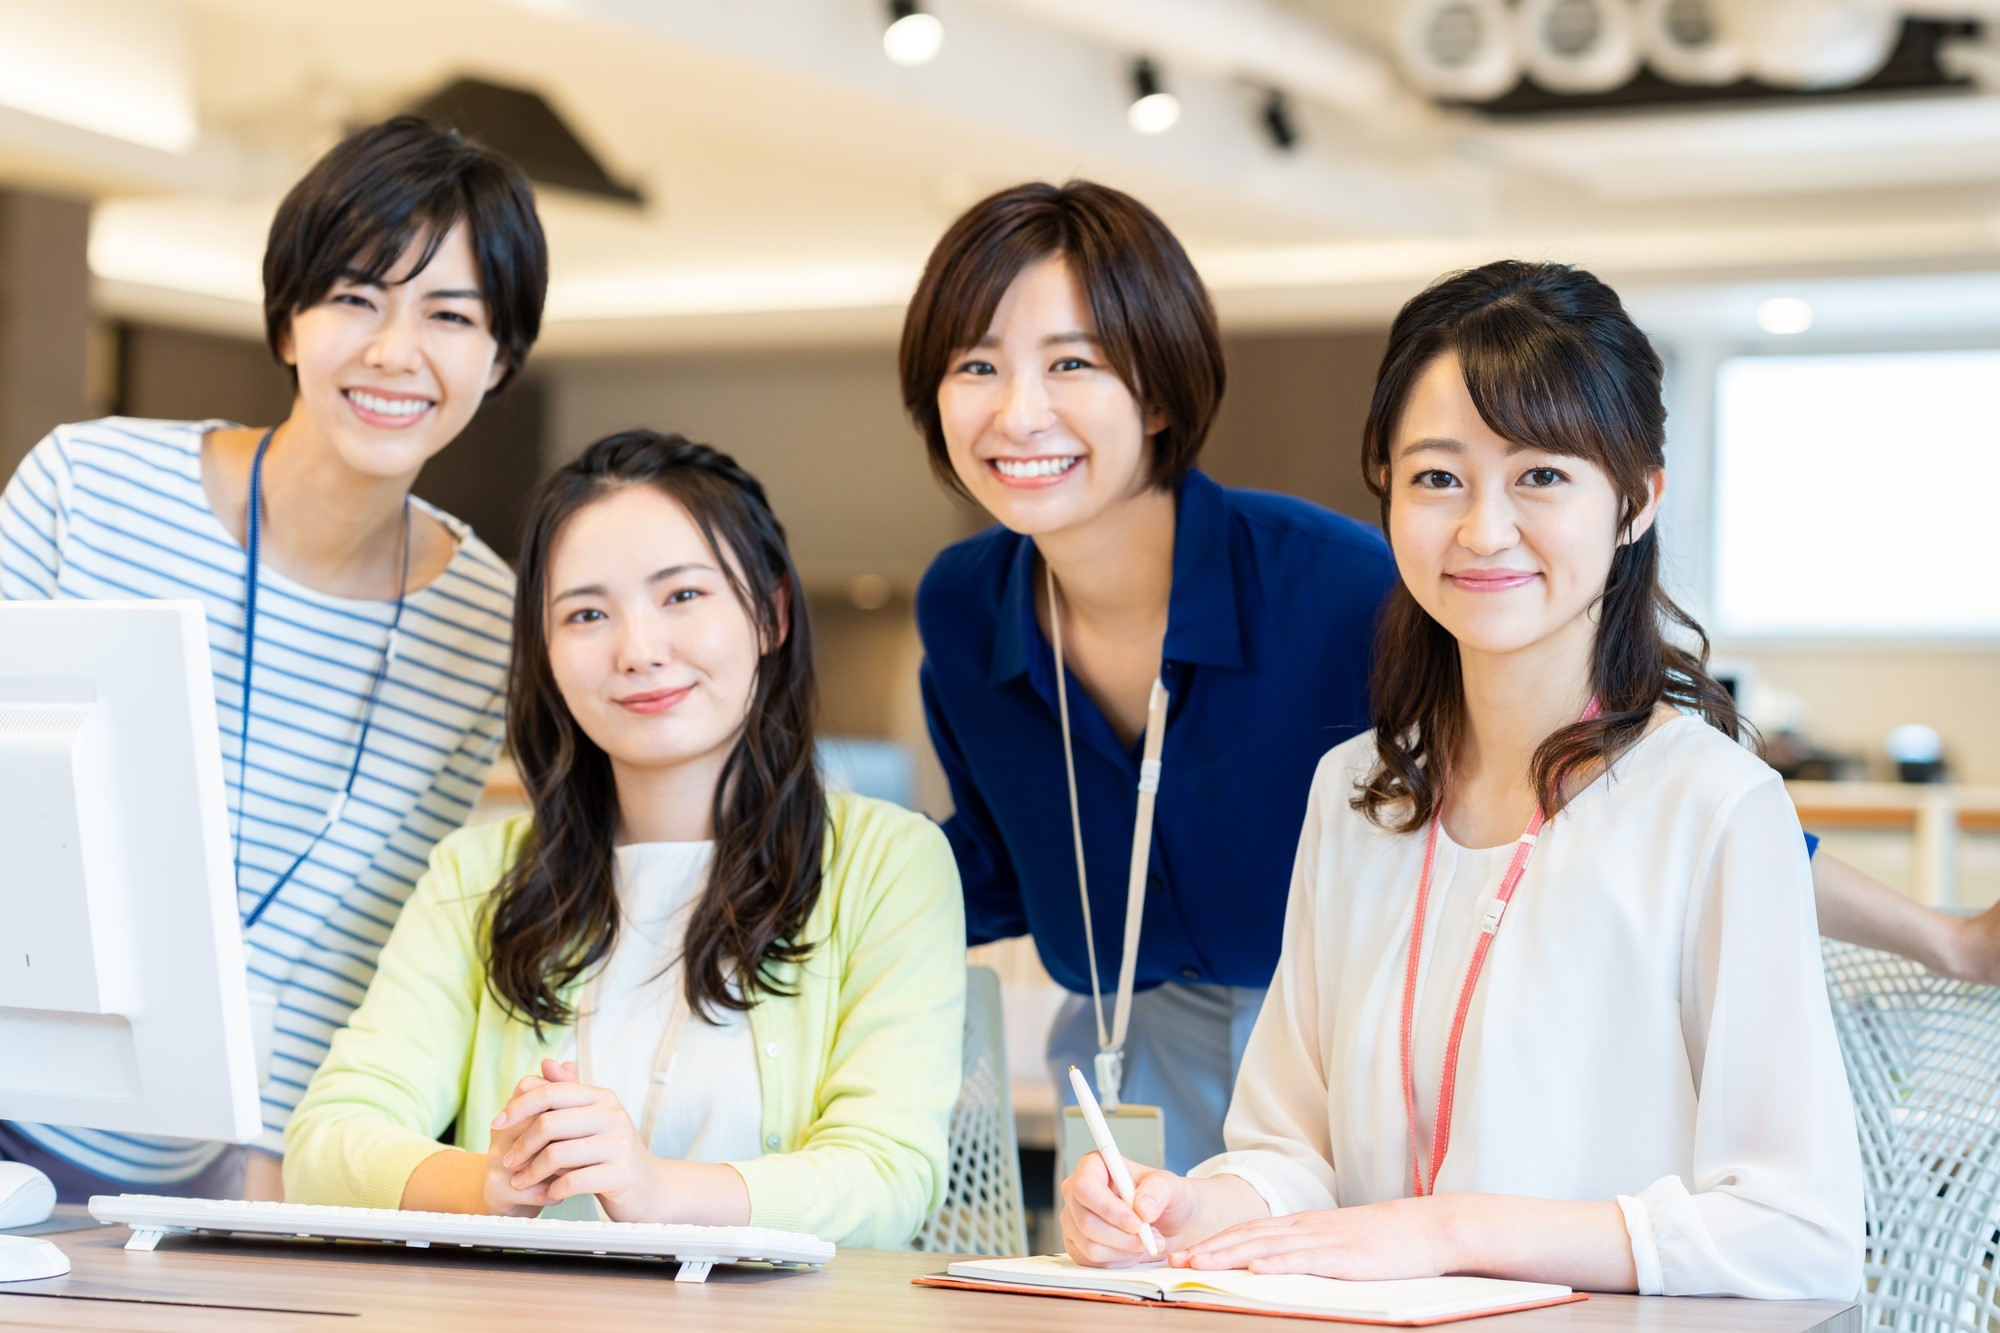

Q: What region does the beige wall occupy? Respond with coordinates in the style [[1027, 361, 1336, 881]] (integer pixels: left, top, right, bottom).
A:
[[545, 347, 983, 592], [1205, 328, 1387, 524], [0, 189, 90, 476]]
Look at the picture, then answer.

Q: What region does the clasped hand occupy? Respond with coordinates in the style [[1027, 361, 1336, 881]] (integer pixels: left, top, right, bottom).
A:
[[1062, 1152, 1458, 1279], [482, 1058, 665, 1220]]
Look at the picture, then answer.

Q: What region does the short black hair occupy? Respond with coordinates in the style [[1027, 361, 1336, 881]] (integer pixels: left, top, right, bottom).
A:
[[262, 115, 548, 391]]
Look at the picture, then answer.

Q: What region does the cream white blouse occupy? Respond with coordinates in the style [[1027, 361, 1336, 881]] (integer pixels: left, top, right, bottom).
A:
[[1192, 717, 1864, 1300], [557, 841, 763, 1166]]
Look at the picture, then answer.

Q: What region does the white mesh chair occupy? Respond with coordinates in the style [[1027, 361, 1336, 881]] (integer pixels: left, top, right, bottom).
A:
[[913, 964, 1030, 1256], [1823, 938, 2000, 1331]]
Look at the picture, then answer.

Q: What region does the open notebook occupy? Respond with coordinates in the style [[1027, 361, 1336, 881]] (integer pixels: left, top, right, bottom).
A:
[[916, 1256, 1585, 1326]]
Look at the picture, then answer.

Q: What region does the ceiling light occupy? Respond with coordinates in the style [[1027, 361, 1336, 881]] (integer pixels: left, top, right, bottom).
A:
[[883, 0, 944, 67], [1758, 296, 1815, 335], [1261, 88, 1298, 150], [1127, 59, 1181, 134]]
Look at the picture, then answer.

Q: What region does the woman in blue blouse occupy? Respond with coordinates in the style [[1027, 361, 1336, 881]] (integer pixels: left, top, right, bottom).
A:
[[901, 180, 2000, 1174], [901, 183, 1390, 1171]]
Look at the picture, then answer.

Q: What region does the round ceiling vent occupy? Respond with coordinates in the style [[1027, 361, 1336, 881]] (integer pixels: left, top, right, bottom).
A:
[[1637, 0, 1748, 85], [1738, 0, 1899, 90], [1397, 0, 1521, 100], [1517, 0, 1641, 93]]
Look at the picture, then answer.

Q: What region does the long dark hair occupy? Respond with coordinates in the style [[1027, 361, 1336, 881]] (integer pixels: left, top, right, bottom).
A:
[[1354, 260, 1741, 833], [485, 430, 826, 1028]]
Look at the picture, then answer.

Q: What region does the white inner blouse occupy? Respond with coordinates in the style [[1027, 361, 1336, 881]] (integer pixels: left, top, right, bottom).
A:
[[562, 840, 763, 1165], [1406, 834, 1517, 1171]]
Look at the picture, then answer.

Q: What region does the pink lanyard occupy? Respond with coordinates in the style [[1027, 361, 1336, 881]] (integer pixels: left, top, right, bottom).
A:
[[1398, 698, 1600, 1198]]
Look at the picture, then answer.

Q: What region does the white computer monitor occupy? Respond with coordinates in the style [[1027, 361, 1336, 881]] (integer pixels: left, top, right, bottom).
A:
[[0, 600, 260, 1143]]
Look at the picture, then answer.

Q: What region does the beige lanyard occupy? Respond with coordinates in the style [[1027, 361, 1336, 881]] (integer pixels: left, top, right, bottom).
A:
[[1047, 563, 1170, 1110], [574, 969, 692, 1150]]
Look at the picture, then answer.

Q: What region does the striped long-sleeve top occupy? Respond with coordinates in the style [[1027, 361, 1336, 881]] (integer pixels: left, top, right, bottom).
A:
[[0, 417, 512, 1183]]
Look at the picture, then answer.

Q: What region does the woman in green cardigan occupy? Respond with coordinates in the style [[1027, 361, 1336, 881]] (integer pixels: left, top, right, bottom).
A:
[[285, 430, 966, 1247]]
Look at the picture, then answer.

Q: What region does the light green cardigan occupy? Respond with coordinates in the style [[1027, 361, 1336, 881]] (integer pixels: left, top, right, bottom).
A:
[[284, 791, 966, 1249]]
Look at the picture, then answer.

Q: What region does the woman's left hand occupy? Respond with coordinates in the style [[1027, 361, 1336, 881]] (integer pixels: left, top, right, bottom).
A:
[[1176, 1196, 1460, 1280], [493, 1058, 670, 1221]]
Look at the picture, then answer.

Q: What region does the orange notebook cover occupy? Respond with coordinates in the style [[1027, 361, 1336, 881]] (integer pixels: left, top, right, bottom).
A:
[[914, 1256, 1588, 1326]]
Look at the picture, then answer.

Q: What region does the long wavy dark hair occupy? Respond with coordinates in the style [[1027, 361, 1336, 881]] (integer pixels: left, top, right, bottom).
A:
[[485, 430, 826, 1029], [1354, 260, 1742, 833]]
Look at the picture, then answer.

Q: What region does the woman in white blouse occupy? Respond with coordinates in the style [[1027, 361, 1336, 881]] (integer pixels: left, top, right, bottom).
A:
[[1059, 259, 1864, 1300]]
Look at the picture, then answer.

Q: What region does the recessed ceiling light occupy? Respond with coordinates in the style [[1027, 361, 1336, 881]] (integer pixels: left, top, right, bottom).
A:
[[849, 574, 893, 610], [1757, 296, 1814, 335], [883, 0, 944, 67]]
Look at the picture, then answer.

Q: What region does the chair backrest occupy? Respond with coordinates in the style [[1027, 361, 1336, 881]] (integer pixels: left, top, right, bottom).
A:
[[1823, 938, 2000, 1331], [913, 964, 1029, 1256]]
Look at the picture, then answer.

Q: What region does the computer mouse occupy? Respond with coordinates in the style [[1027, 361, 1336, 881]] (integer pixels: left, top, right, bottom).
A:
[[0, 1235, 69, 1282], [0, 1163, 56, 1230]]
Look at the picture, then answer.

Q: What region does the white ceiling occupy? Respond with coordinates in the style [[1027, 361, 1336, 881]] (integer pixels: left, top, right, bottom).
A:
[[4, 0, 2000, 350]]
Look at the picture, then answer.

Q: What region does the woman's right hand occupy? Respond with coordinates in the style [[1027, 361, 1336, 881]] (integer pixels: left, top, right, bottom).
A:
[[1060, 1152, 1195, 1267], [479, 1071, 561, 1216]]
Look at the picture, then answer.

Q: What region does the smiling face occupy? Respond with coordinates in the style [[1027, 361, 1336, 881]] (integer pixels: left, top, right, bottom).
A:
[[935, 255, 1164, 536], [279, 222, 505, 482], [543, 483, 764, 793], [1387, 351, 1663, 662]]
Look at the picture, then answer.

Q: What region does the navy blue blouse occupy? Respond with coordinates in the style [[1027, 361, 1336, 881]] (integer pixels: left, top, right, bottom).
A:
[[916, 470, 1398, 996]]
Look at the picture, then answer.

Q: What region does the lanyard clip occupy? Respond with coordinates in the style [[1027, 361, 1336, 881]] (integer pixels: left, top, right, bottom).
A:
[[1481, 896, 1507, 934], [1094, 1048, 1125, 1112]]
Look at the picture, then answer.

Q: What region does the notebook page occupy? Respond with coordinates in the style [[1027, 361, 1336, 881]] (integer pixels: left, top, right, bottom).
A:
[[1162, 1270, 1574, 1321], [945, 1255, 1173, 1298]]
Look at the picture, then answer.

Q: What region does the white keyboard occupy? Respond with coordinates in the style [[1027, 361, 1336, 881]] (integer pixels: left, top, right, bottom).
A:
[[87, 1194, 833, 1282]]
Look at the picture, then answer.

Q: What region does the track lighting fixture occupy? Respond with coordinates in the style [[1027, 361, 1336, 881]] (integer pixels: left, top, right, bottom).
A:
[[1261, 88, 1298, 150], [1127, 58, 1181, 134], [883, 0, 944, 67]]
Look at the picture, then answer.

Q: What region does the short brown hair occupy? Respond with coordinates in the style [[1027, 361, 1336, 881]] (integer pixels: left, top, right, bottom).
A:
[[898, 180, 1225, 496]]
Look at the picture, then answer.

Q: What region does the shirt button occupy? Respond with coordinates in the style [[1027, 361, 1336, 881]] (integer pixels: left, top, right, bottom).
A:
[[764, 1042, 781, 1058], [765, 1134, 782, 1150], [1181, 967, 1200, 981]]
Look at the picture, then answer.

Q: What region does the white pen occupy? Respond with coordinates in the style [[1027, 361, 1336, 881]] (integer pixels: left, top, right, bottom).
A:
[[1068, 1065, 1161, 1258]]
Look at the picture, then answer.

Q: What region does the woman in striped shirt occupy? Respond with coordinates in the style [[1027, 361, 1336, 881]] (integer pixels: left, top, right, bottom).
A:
[[0, 115, 547, 1203]]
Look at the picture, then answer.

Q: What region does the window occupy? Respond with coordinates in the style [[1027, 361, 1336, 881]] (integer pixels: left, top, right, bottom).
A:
[[1713, 349, 2000, 637]]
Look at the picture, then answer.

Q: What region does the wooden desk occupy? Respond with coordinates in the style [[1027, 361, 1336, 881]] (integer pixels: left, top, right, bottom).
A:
[[0, 1219, 1859, 1332]]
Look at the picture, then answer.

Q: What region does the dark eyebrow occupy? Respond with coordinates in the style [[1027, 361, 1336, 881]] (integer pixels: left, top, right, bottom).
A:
[[550, 562, 716, 606], [1396, 436, 1544, 460], [967, 330, 1100, 351], [330, 268, 481, 302], [1397, 437, 1462, 460]]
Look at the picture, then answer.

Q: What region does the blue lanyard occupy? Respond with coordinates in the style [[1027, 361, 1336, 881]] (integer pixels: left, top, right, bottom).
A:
[[234, 427, 412, 929]]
